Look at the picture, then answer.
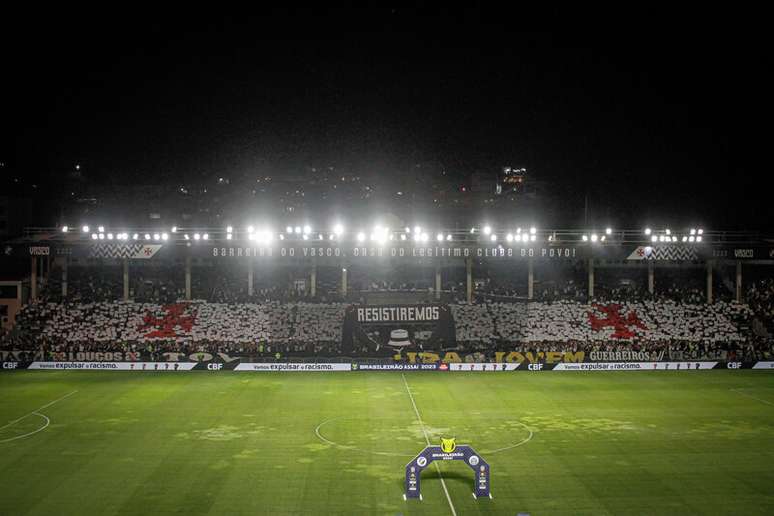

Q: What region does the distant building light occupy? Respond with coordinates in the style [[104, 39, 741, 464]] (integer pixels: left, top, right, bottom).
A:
[[582, 235, 588, 242], [644, 228, 652, 235], [61, 226, 68, 233], [82, 225, 89, 233], [98, 226, 105, 233], [193, 233, 200, 240], [91, 233, 98, 240], [483, 225, 492, 235], [605, 227, 612, 235], [529, 227, 536, 235], [161, 233, 169, 241], [202, 234, 209, 240]]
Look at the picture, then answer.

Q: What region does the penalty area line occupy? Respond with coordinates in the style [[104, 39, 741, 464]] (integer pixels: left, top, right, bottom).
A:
[[0, 390, 78, 442], [401, 373, 457, 516], [731, 388, 773, 406]]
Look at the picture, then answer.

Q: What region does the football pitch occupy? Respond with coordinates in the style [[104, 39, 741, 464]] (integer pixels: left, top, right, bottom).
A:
[[1, 371, 773, 515]]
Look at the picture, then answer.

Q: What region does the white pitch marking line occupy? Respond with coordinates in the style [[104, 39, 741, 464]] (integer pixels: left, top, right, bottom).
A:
[[0, 390, 77, 438], [0, 413, 50, 443], [731, 388, 774, 406], [401, 373, 457, 516]]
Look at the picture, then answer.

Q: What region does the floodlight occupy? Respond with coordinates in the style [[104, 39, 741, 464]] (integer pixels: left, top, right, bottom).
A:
[[82, 225, 89, 233], [483, 225, 492, 235]]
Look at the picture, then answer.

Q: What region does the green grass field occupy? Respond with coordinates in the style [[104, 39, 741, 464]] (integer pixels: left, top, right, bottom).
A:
[[1, 371, 773, 515]]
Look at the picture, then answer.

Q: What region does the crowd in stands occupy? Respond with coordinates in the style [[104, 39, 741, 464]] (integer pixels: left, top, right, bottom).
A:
[[5, 268, 774, 363]]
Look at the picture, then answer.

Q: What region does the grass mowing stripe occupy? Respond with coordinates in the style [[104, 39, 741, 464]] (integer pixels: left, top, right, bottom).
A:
[[401, 372, 458, 516]]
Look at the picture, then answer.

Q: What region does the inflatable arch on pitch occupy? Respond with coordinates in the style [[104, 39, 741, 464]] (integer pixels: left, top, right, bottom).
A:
[[404, 441, 491, 500]]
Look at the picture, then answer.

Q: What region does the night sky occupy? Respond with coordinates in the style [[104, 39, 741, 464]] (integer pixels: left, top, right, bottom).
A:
[[4, 8, 766, 229]]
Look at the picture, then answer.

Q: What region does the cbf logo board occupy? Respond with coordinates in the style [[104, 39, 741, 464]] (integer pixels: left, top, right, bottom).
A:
[[405, 439, 491, 500]]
